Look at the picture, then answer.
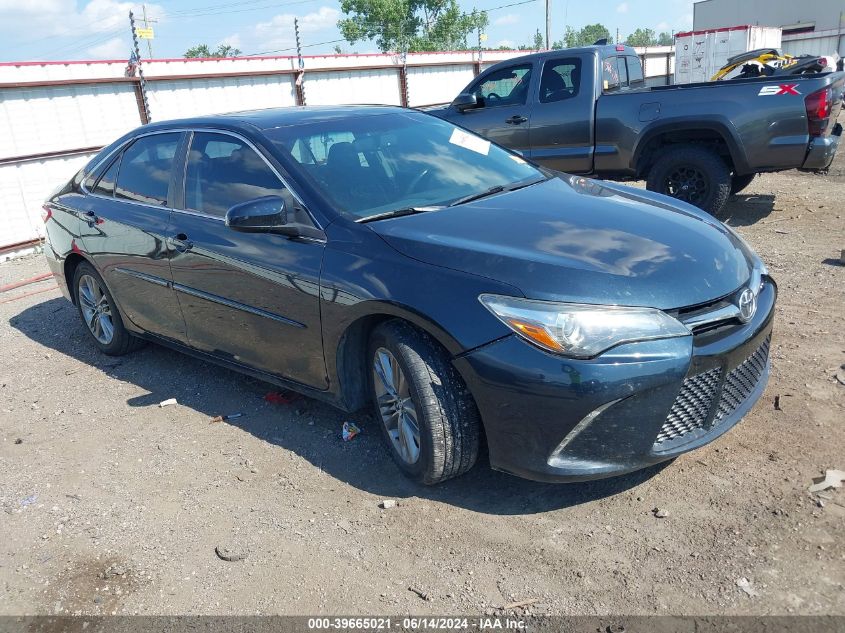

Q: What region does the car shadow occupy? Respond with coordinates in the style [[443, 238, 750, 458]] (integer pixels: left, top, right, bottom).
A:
[[717, 194, 776, 226], [9, 297, 668, 516]]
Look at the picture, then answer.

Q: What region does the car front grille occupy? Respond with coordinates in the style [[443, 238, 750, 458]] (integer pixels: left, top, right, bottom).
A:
[[654, 335, 771, 448]]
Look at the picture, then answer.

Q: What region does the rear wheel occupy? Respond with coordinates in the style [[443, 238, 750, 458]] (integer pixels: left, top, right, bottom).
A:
[[730, 173, 755, 195], [368, 320, 480, 485], [73, 262, 143, 356], [646, 145, 731, 215]]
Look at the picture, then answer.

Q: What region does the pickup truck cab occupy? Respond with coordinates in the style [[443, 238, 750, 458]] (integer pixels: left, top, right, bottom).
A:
[[431, 44, 844, 214]]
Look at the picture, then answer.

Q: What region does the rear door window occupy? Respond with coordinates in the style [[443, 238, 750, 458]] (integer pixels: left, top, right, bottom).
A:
[[115, 133, 181, 206]]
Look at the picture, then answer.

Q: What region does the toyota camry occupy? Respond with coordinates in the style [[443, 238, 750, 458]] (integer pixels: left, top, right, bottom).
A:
[[42, 106, 775, 484]]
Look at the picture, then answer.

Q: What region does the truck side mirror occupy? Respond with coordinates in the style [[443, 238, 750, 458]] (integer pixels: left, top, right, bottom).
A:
[[453, 93, 479, 112]]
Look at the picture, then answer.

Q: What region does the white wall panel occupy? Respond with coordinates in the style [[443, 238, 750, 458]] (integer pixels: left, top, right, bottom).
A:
[[147, 75, 297, 121], [407, 64, 475, 106], [0, 84, 139, 158], [304, 69, 402, 106], [0, 153, 95, 246]]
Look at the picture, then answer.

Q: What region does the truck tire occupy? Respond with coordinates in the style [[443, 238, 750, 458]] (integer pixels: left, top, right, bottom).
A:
[[646, 145, 731, 215], [730, 173, 755, 195], [368, 320, 480, 485]]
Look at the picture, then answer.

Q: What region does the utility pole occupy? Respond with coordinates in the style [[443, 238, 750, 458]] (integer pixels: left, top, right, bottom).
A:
[[141, 4, 157, 58], [616, 27, 619, 45], [545, 0, 551, 50]]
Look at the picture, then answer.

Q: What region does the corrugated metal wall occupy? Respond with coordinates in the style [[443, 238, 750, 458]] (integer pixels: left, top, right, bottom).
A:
[[0, 152, 96, 246], [147, 75, 298, 121], [0, 48, 674, 253]]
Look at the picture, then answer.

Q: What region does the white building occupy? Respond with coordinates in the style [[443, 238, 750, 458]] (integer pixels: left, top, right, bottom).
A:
[[692, 0, 844, 58]]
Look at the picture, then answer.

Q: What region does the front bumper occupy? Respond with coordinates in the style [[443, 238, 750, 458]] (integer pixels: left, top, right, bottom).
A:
[[800, 123, 842, 171], [454, 278, 777, 483]]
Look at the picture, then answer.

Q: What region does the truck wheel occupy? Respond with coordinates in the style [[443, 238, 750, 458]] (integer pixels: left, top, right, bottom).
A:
[[368, 320, 480, 485], [730, 173, 755, 195], [646, 145, 731, 215]]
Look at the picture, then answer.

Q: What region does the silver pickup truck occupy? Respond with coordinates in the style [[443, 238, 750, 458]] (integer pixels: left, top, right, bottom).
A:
[[429, 44, 845, 214]]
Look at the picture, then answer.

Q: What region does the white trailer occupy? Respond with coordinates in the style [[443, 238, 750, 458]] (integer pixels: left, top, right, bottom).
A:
[[674, 25, 782, 84]]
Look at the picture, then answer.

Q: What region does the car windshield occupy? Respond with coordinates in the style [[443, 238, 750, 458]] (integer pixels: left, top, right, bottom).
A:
[[265, 111, 545, 220]]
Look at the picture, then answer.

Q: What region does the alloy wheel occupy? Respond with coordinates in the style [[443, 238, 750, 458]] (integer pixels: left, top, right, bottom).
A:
[[373, 347, 421, 465], [665, 165, 709, 205], [78, 274, 114, 345]]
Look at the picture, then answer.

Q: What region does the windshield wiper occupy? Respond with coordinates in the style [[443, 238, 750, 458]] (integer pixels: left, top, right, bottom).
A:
[[357, 206, 440, 223], [447, 175, 550, 208], [447, 185, 506, 207]]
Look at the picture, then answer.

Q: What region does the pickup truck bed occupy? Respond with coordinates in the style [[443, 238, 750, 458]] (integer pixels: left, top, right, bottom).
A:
[[430, 45, 844, 214]]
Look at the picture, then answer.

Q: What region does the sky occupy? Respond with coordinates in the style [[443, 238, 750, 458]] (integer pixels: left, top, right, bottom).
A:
[[0, 0, 696, 62]]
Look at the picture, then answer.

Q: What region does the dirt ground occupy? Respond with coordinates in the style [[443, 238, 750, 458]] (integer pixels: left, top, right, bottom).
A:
[[1, 141, 843, 618]]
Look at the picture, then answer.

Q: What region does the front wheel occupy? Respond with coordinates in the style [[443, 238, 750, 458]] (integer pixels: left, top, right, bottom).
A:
[[646, 145, 731, 215], [73, 262, 143, 356], [730, 173, 755, 195], [368, 320, 480, 485]]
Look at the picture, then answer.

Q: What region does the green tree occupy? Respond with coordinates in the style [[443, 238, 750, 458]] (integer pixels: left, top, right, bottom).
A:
[[657, 31, 673, 46], [338, 0, 488, 52], [553, 23, 612, 49], [184, 44, 242, 58], [626, 28, 657, 47], [518, 29, 545, 50]]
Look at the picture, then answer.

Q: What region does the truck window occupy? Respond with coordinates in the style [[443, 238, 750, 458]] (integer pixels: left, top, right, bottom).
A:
[[626, 56, 645, 86], [602, 57, 621, 92], [539, 58, 582, 103], [616, 56, 629, 88], [472, 64, 533, 108]]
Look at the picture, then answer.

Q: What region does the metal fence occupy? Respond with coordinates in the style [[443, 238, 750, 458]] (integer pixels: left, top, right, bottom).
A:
[[0, 47, 674, 255]]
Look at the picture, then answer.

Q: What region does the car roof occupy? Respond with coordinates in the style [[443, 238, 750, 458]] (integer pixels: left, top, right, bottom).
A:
[[140, 105, 408, 133]]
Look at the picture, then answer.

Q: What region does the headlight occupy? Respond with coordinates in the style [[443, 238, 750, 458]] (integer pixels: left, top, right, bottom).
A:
[[479, 294, 690, 358]]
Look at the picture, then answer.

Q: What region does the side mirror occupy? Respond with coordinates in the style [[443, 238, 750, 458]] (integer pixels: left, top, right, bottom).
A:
[[225, 196, 290, 233], [452, 92, 479, 112]]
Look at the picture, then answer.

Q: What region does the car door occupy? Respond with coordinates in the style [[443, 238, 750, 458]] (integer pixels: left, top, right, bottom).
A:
[[527, 54, 596, 173], [167, 130, 328, 389], [447, 62, 535, 153], [78, 131, 188, 343]]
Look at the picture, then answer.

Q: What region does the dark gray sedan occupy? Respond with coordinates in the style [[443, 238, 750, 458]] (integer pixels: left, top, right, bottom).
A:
[[42, 106, 775, 484]]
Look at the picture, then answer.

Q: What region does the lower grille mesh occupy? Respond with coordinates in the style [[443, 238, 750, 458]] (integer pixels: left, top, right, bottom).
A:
[[654, 335, 770, 447], [655, 367, 720, 444], [715, 335, 771, 423]]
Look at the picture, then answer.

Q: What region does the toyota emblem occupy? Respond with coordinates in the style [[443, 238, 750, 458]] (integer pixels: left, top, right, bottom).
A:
[[737, 288, 757, 323]]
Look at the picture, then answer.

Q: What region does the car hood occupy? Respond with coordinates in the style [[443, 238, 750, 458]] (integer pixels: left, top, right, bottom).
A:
[[369, 176, 756, 309]]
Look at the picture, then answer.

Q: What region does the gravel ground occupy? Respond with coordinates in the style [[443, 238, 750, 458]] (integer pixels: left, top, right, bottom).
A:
[[1, 141, 843, 617]]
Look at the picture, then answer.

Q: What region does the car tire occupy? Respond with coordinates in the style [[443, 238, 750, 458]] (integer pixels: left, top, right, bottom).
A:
[[646, 145, 731, 215], [730, 173, 755, 195], [368, 320, 480, 485], [73, 262, 144, 356]]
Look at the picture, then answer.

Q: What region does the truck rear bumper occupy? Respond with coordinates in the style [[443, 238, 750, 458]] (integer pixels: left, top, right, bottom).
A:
[[800, 123, 842, 171]]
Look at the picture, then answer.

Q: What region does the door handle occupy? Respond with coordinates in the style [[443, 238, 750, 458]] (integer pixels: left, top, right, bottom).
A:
[[168, 233, 193, 252], [506, 115, 528, 125]]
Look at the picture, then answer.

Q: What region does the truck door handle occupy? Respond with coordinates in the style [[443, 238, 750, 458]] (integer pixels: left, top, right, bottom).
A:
[[506, 115, 528, 125], [168, 233, 193, 252]]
